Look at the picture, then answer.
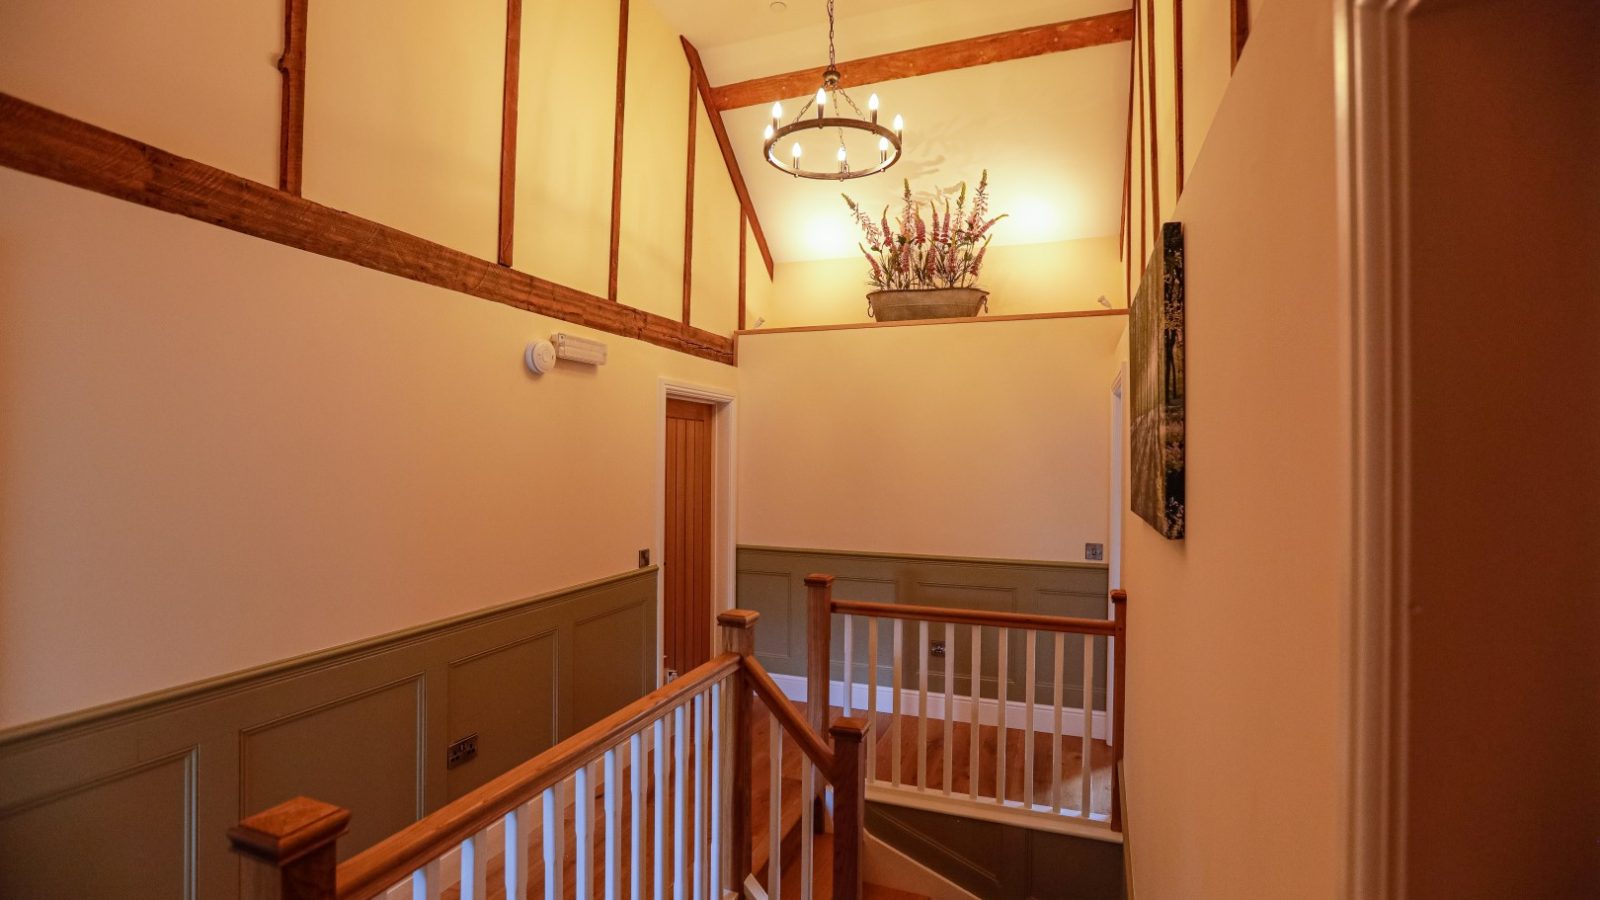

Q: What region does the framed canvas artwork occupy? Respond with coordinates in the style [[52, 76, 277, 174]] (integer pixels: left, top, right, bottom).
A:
[[1130, 221, 1186, 539]]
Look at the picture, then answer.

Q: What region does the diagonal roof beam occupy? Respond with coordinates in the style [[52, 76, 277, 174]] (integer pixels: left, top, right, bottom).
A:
[[682, 36, 775, 278], [709, 9, 1134, 111]]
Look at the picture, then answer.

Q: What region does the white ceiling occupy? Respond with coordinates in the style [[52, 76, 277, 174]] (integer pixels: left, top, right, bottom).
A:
[[651, 0, 1133, 262]]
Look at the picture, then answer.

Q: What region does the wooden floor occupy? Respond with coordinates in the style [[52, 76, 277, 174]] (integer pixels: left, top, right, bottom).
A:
[[426, 696, 1103, 898]]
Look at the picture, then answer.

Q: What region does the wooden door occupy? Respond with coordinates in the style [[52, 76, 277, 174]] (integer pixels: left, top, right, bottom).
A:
[[663, 398, 715, 677]]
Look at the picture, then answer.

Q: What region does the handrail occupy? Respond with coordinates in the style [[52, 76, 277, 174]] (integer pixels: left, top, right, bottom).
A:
[[744, 654, 837, 777], [335, 651, 741, 900], [830, 598, 1120, 636]]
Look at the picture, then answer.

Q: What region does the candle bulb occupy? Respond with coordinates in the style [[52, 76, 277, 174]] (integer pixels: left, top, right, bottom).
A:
[[893, 113, 904, 136], [879, 135, 890, 163], [837, 145, 848, 170], [868, 93, 880, 124], [771, 101, 783, 128], [816, 87, 827, 119], [763, 123, 774, 141], [791, 142, 802, 167]]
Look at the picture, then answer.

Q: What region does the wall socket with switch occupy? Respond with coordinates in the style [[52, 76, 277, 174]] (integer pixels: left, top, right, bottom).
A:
[[638, 549, 650, 567], [1085, 543, 1105, 561]]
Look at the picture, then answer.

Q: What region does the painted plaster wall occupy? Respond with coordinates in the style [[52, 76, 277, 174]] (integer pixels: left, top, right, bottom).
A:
[[762, 237, 1125, 328], [1118, 0, 1347, 896], [0, 0, 752, 728], [736, 315, 1126, 563]]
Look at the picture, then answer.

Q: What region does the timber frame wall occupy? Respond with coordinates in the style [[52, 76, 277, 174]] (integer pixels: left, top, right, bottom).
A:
[[0, 0, 772, 367]]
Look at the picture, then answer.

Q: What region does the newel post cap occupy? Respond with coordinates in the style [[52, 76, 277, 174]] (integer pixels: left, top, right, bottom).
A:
[[228, 796, 350, 865], [803, 573, 835, 587], [829, 717, 872, 743], [717, 609, 760, 629]]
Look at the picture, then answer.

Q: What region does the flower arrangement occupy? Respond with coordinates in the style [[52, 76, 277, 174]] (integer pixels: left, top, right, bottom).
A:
[[843, 171, 1006, 291]]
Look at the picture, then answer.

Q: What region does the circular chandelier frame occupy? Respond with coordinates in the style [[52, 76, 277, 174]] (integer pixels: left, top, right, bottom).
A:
[[763, 115, 903, 181]]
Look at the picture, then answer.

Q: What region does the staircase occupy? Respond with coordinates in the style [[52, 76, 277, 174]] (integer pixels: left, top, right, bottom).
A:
[[225, 581, 1127, 899]]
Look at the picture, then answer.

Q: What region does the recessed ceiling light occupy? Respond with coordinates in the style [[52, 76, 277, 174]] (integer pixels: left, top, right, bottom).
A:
[[770, 1, 788, 11]]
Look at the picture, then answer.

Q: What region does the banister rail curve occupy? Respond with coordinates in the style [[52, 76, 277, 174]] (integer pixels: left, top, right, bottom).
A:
[[830, 598, 1120, 636], [338, 652, 741, 900]]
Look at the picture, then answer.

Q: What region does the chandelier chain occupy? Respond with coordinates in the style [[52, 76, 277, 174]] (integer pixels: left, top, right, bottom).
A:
[[827, 0, 837, 68]]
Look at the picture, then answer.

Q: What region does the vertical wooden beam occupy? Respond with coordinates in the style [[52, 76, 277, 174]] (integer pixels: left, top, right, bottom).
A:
[[1135, 2, 1148, 275], [496, 0, 523, 267], [1144, 0, 1161, 228], [229, 797, 349, 900], [1110, 590, 1128, 832], [719, 610, 758, 891], [276, 0, 308, 195], [738, 209, 748, 330], [607, 0, 631, 301], [682, 78, 698, 325], [1173, 0, 1185, 196], [804, 574, 834, 742], [1230, 0, 1250, 70], [829, 718, 870, 900]]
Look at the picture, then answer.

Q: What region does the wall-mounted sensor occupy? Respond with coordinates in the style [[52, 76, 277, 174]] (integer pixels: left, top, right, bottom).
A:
[[525, 339, 556, 374], [552, 333, 607, 366]]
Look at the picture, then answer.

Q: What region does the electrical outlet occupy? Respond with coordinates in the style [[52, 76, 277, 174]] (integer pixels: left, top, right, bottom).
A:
[[1085, 543, 1105, 561], [446, 733, 479, 769], [638, 549, 651, 568], [930, 640, 946, 657]]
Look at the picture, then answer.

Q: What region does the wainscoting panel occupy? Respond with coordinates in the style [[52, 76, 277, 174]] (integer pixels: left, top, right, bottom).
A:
[[0, 567, 657, 900], [736, 546, 1110, 710]]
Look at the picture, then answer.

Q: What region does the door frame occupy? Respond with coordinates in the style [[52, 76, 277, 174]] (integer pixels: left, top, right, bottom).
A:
[[654, 378, 737, 687]]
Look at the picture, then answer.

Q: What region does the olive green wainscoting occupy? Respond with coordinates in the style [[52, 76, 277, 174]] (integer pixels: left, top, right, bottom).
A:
[[0, 567, 657, 900]]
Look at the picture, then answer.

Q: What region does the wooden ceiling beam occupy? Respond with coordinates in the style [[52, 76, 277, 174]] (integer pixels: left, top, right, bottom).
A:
[[709, 9, 1134, 111], [682, 36, 775, 278]]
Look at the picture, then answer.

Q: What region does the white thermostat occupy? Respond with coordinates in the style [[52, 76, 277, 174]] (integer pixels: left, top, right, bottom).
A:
[[524, 339, 557, 374]]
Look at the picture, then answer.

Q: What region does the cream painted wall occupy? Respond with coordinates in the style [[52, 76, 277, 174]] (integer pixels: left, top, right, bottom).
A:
[[513, 0, 622, 299], [736, 315, 1126, 563], [304, 0, 505, 259], [690, 102, 743, 337], [760, 237, 1125, 329], [1118, 1, 1346, 898], [0, 0, 281, 186], [616, 1, 691, 321], [743, 220, 774, 330], [0, 170, 737, 729]]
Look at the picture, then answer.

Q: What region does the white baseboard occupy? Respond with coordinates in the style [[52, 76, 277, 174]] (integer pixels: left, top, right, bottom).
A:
[[769, 673, 1110, 741]]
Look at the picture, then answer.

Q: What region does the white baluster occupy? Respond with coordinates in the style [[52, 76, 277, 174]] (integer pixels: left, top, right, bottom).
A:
[[1024, 629, 1037, 809], [693, 692, 706, 900], [631, 732, 644, 900], [768, 715, 782, 899], [710, 682, 723, 900], [543, 783, 565, 900], [605, 746, 621, 900], [1081, 634, 1095, 818], [654, 719, 666, 900], [996, 627, 1008, 807], [673, 703, 687, 900], [917, 619, 929, 792], [461, 829, 489, 900], [411, 858, 441, 900], [969, 625, 981, 801], [867, 617, 879, 785], [576, 764, 593, 900], [943, 621, 954, 795], [891, 619, 903, 788], [842, 615, 855, 716], [506, 802, 532, 900], [1052, 632, 1065, 815]]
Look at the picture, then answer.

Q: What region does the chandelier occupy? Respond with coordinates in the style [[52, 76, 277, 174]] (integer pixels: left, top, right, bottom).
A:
[[761, 0, 904, 181]]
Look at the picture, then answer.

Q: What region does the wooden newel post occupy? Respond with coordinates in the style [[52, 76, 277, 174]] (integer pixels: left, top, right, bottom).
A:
[[829, 717, 870, 900], [718, 608, 759, 895], [228, 796, 350, 900], [804, 574, 835, 741], [1109, 589, 1128, 833]]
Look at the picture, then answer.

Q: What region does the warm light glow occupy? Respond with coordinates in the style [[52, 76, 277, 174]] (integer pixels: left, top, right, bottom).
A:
[[816, 88, 827, 107], [837, 146, 848, 162], [878, 136, 890, 152], [771, 102, 783, 120], [763, 124, 774, 140], [791, 142, 803, 159], [892, 114, 904, 132], [868, 93, 879, 111]]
